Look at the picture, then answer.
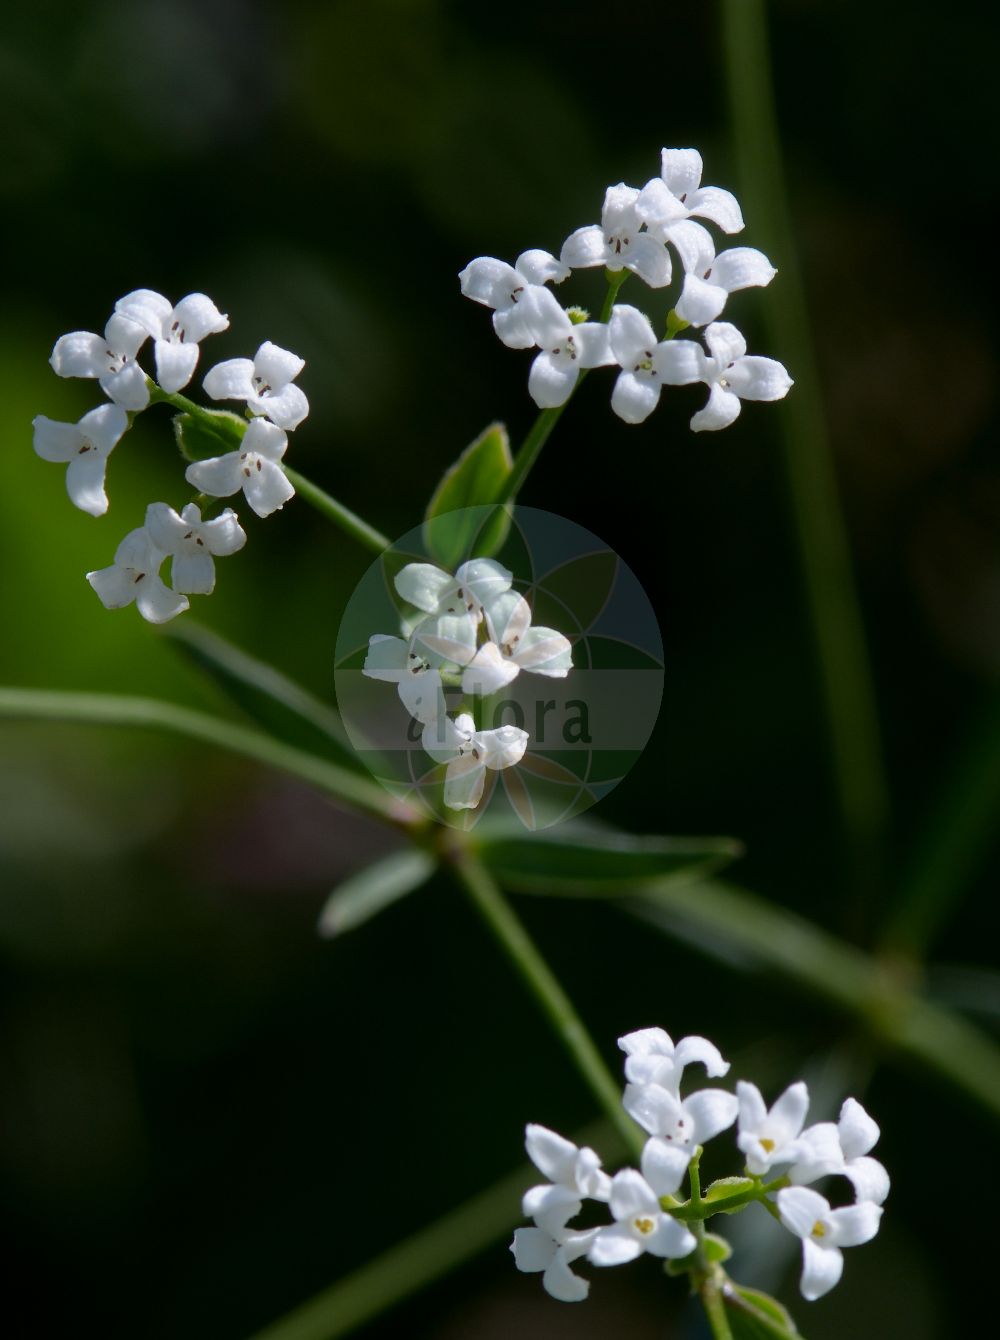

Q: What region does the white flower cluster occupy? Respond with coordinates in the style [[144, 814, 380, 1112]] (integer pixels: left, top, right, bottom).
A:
[[361, 558, 572, 810], [512, 1026, 888, 1304], [460, 148, 792, 431], [32, 289, 309, 623]]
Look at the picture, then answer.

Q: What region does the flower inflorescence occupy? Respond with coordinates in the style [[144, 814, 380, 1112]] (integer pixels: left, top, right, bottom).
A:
[[361, 558, 573, 809], [461, 148, 793, 429], [512, 1026, 887, 1305], [32, 289, 309, 622]]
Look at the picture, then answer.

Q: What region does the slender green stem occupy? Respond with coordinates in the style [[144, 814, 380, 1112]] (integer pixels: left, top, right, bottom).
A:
[[700, 1275, 735, 1340], [670, 1174, 787, 1222], [720, 0, 890, 904], [499, 269, 629, 504], [0, 687, 417, 828], [445, 839, 644, 1158], [283, 467, 390, 554]]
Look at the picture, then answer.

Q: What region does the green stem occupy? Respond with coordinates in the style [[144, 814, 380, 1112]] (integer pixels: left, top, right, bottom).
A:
[[0, 687, 417, 829], [445, 839, 644, 1158], [700, 1275, 735, 1340], [283, 467, 390, 554], [670, 1175, 788, 1222], [499, 269, 629, 504], [720, 0, 890, 904]]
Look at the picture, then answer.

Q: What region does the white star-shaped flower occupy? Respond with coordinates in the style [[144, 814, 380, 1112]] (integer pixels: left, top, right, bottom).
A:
[[674, 246, 777, 327], [511, 1225, 597, 1303], [514, 286, 615, 408], [776, 1186, 883, 1300], [185, 418, 295, 518], [203, 341, 309, 430], [421, 711, 528, 809], [86, 524, 188, 624], [114, 289, 229, 393], [459, 249, 570, 349], [32, 404, 129, 516], [618, 1027, 731, 1093], [143, 501, 246, 595], [736, 1080, 810, 1176], [668, 322, 793, 432], [521, 1124, 611, 1237], [623, 1081, 739, 1197], [394, 559, 512, 622], [461, 590, 572, 695], [607, 304, 704, 425], [50, 313, 151, 411], [587, 1170, 696, 1267], [561, 184, 672, 289], [789, 1098, 890, 1206]]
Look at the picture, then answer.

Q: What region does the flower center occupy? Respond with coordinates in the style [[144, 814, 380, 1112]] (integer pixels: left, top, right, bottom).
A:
[[105, 348, 129, 373], [239, 451, 261, 478], [810, 1221, 827, 1239], [759, 1137, 775, 1153], [252, 375, 273, 397], [633, 1216, 655, 1236], [168, 319, 187, 344]]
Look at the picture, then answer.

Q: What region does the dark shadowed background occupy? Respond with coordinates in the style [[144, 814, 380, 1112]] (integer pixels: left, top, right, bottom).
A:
[[1, 2, 997, 1337]]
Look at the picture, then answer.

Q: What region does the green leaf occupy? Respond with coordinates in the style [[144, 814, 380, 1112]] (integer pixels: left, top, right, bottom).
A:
[[317, 850, 435, 938], [424, 423, 513, 568], [172, 408, 246, 460], [164, 620, 360, 771], [475, 825, 743, 895], [665, 1231, 732, 1275], [724, 1283, 802, 1338], [704, 1176, 756, 1208]]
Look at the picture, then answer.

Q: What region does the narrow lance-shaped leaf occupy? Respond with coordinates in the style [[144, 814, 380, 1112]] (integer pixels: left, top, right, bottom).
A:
[[424, 422, 513, 568], [317, 849, 436, 938], [172, 408, 247, 460], [724, 1282, 803, 1339]]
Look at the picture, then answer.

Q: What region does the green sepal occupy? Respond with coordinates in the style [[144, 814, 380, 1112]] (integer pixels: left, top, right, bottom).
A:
[[703, 1176, 757, 1209], [665, 308, 691, 339], [317, 850, 436, 938], [665, 1231, 732, 1275], [173, 408, 247, 461], [724, 1283, 802, 1338], [423, 423, 513, 568]]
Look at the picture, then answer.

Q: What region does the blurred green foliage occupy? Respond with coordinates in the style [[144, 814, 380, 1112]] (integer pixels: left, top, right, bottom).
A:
[[1, 1, 998, 1338]]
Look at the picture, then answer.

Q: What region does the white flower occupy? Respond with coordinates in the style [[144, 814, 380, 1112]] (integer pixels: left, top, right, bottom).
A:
[[561, 184, 672, 289], [587, 1170, 695, 1267], [607, 304, 704, 425], [521, 1124, 611, 1237], [618, 1027, 730, 1093], [642, 148, 744, 234], [50, 313, 151, 411], [789, 1098, 890, 1206], [623, 1082, 739, 1196], [363, 613, 479, 723], [671, 322, 793, 432], [394, 559, 512, 622], [776, 1186, 882, 1300], [514, 286, 615, 408], [511, 1225, 597, 1303], [736, 1080, 810, 1176], [144, 502, 246, 595], [421, 711, 528, 809], [459, 250, 570, 349], [32, 404, 129, 516], [185, 418, 295, 518], [461, 590, 572, 695], [674, 247, 777, 327], [115, 289, 229, 393], [86, 524, 188, 624], [203, 341, 309, 430]]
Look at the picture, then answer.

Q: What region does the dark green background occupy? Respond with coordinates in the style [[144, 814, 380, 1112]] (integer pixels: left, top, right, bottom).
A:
[[1, 2, 997, 1336]]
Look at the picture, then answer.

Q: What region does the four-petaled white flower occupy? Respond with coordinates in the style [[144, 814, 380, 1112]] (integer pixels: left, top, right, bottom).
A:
[[511, 1225, 598, 1303], [639, 147, 745, 240], [624, 1081, 739, 1196], [588, 1170, 696, 1267], [394, 559, 512, 622], [674, 247, 777, 328], [144, 501, 246, 595], [515, 287, 615, 408], [185, 418, 295, 518], [789, 1098, 890, 1206], [203, 341, 309, 430], [673, 322, 794, 432], [522, 1124, 611, 1237], [562, 185, 672, 289], [115, 289, 229, 393], [776, 1186, 883, 1301], [607, 304, 705, 425], [459, 250, 570, 349], [736, 1080, 810, 1176], [461, 590, 573, 695], [421, 711, 527, 809], [32, 404, 129, 517], [50, 313, 151, 411], [363, 613, 479, 723], [618, 1027, 731, 1092], [86, 525, 189, 624]]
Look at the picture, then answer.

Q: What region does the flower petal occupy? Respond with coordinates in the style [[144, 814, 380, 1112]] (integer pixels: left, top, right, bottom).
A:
[[827, 1202, 882, 1248], [105, 313, 148, 360], [242, 417, 289, 462], [542, 1251, 589, 1302], [243, 457, 295, 517], [144, 502, 188, 552], [185, 452, 245, 498], [524, 1124, 578, 1184], [32, 416, 82, 463], [251, 383, 309, 430], [636, 176, 689, 231], [626, 234, 672, 289], [672, 1035, 730, 1078], [608, 1169, 659, 1221], [516, 249, 570, 286], [254, 341, 304, 390], [115, 289, 172, 338], [690, 384, 741, 432], [528, 352, 578, 409], [574, 322, 614, 368], [655, 339, 707, 385], [87, 562, 136, 609], [684, 1089, 739, 1144], [800, 1239, 843, 1300], [664, 219, 715, 275], [363, 634, 411, 681], [477, 724, 528, 770], [50, 331, 107, 379], [171, 550, 216, 595], [776, 1186, 829, 1240], [459, 257, 519, 309], [510, 1226, 555, 1274], [660, 148, 703, 198], [395, 563, 457, 614], [619, 1027, 674, 1057], [492, 304, 538, 349], [560, 224, 606, 270], [768, 1081, 811, 1144], [588, 1224, 642, 1268], [203, 357, 255, 401], [641, 1137, 691, 1197], [608, 304, 658, 364], [844, 1157, 890, 1207], [644, 1216, 697, 1260], [134, 575, 190, 624], [709, 247, 776, 293], [611, 371, 661, 425], [838, 1098, 879, 1161], [413, 613, 478, 667], [154, 339, 200, 393], [78, 404, 129, 455], [456, 559, 513, 608], [674, 275, 728, 327], [201, 509, 247, 557], [726, 356, 793, 402], [444, 753, 487, 809], [687, 185, 745, 233], [623, 1082, 681, 1137], [421, 709, 469, 759], [462, 642, 520, 696], [522, 1184, 582, 1238], [513, 626, 572, 676], [704, 321, 748, 366], [736, 1081, 768, 1134], [65, 453, 109, 516], [101, 361, 150, 411], [172, 292, 229, 343]]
